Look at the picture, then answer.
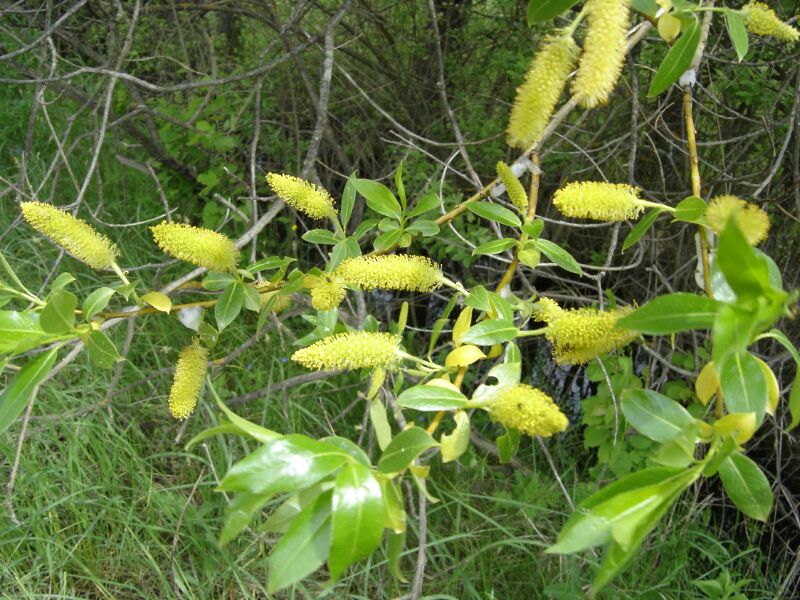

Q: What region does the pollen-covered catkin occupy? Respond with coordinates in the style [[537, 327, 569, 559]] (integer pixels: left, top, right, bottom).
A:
[[572, 0, 631, 108], [310, 277, 346, 311], [20, 202, 118, 270], [291, 332, 400, 371], [743, 2, 799, 43], [168, 340, 209, 420], [507, 36, 580, 149], [705, 195, 770, 245], [266, 173, 336, 219], [489, 384, 568, 437], [496, 161, 529, 213], [151, 222, 239, 272], [553, 182, 644, 221], [543, 304, 638, 365], [335, 255, 442, 292]]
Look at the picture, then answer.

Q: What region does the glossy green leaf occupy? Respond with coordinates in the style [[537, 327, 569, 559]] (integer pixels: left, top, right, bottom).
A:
[[0, 348, 57, 434], [405, 219, 439, 236], [184, 422, 243, 449], [341, 172, 357, 229], [648, 19, 702, 97], [527, 0, 580, 25], [379, 477, 406, 534], [718, 452, 773, 521], [711, 304, 757, 366], [441, 411, 470, 463], [378, 427, 438, 473], [85, 330, 122, 369], [370, 398, 392, 450], [40, 290, 77, 333], [622, 208, 664, 252], [617, 293, 721, 334], [461, 319, 519, 345], [621, 389, 696, 442], [673, 196, 706, 224], [246, 257, 295, 275], [214, 394, 281, 443], [496, 427, 520, 463], [717, 219, 774, 300], [219, 492, 273, 546], [467, 202, 521, 227], [725, 11, 749, 61], [397, 384, 468, 411], [386, 530, 407, 582], [320, 436, 371, 466], [534, 238, 583, 275], [215, 282, 244, 331], [631, 0, 659, 18], [373, 228, 404, 251], [472, 238, 517, 256], [719, 351, 768, 424], [328, 463, 385, 580], [219, 435, 349, 494], [0, 311, 45, 355], [268, 491, 332, 593], [302, 229, 339, 245], [407, 193, 440, 218], [202, 271, 237, 291], [522, 219, 544, 238], [355, 179, 402, 221], [82, 287, 115, 320]]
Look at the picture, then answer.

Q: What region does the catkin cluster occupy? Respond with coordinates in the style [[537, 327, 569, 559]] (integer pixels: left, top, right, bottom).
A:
[[743, 2, 799, 43], [705, 195, 770, 245], [151, 222, 239, 272], [20, 202, 118, 270], [489, 384, 568, 437], [335, 255, 442, 292], [266, 173, 336, 219], [572, 0, 631, 108], [168, 340, 209, 420], [291, 332, 400, 371], [496, 162, 529, 213], [310, 277, 347, 311], [507, 36, 580, 149], [553, 182, 645, 221]]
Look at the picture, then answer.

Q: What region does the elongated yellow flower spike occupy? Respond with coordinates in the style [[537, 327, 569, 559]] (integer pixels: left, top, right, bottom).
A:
[[151, 222, 239, 272], [291, 332, 400, 371], [705, 195, 770, 245], [537, 300, 637, 365], [743, 2, 799, 43], [489, 384, 568, 437], [496, 161, 529, 213], [168, 340, 209, 420], [260, 290, 292, 313], [553, 182, 645, 221], [266, 173, 336, 219], [335, 255, 442, 292], [310, 277, 346, 311], [507, 36, 580, 149], [20, 202, 118, 270], [572, 0, 631, 108]]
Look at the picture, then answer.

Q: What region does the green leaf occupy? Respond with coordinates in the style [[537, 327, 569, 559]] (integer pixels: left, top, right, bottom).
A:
[[394, 161, 406, 211], [788, 372, 800, 432], [387, 530, 407, 582], [496, 427, 521, 463], [522, 219, 544, 238], [621, 389, 696, 442], [50, 272, 76, 292], [648, 19, 702, 97], [184, 422, 243, 450], [622, 208, 664, 252], [220, 492, 273, 546], [726, 11, 749, 61], [320, 436, 371, 466], [407, 193, 440, 218], [85, 330, 122, 369], [632, 0, 659, 18], [328, 463, 384, 580], [213, 392, 281, 443], [712, 304, 757, 366], [718, 452, 773, 521], [467, 202, 521, 227], [82, 287, 115, 320], [472, 238, 516, 256], [378, 427, 438, 473], [673, 196, 707, 224], [341, 173, 357, 229], [302, 229, 339, 245], [527, 0, 581, 25], [219, 435, 350, 494], [215, 282, 244, 331], [355, 179, 402, 221], [617, 293, 721, 334], [719, 351, 768, 424], [373, 228, 404, 252], [717, 219, 775, 300], [203, 271, 237, 291], [441, 411, 470, 463], [0, 311, 45, 355], [246, 257, 295, 274], [379, 477, 406, 534], [369, 398, 392, 450], [405, 219, 439, 236], [141, 291, 172, 313], [40, 290, 77, 333], [397, 384, 468, 411], [268, 491, 332, 593], [461, 319, 519, 346], [534, 238, 583, 275], [0, 348, 57, 434]]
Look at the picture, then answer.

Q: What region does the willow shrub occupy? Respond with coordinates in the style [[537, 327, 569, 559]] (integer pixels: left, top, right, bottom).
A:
[[3, 0, 800, 595]]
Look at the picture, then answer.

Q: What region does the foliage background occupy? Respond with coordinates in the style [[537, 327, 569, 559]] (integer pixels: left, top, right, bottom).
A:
[[0, 1, 798, 597]]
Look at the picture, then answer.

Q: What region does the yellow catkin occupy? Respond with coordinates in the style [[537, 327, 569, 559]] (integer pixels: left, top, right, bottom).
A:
[[534, 297, 565, 322], [292, 332, 400, 371], [705, 195, 770, 245], [20, 202, 118, 270], [743, 2, 799, 43], [259, 290, 292, 312], [266, 173, 336, 219], [490, 384, 568, 437], [151, 222, 239, 272], [572, 0, 631, 108], [507, 36, 580, 149], [496, 161, 529, 213], [553, 182, 644, 221], [543, 304, 638, 365], [310, 277, 346, 311], [335, 255, 442, 292], [168, 340, 209, 420]]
